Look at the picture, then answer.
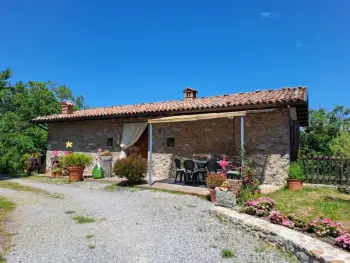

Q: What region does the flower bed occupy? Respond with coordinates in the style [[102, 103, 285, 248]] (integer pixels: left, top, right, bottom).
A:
[[241, 197, 350, 251]]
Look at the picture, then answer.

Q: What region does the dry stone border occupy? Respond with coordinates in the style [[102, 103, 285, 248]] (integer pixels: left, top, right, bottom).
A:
[[213, 206, 350, 263]]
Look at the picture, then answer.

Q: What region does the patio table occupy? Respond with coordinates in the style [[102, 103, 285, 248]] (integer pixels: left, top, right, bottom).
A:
[[193, 160, 233, 164]]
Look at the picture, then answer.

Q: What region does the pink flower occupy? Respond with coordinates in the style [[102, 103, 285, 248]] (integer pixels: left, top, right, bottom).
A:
[[219, 158, 228, 170], [98, 148, 102, 152], [53, 150, 59, 157], [64, 151, 70, 156]]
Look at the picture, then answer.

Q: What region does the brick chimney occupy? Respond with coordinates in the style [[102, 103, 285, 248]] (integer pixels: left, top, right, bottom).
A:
[[183, 87, 198, 100], [61, 101, 74, 114]]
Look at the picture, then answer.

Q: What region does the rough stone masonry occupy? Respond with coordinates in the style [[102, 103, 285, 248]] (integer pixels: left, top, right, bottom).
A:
[[46, 108, 290, 184]]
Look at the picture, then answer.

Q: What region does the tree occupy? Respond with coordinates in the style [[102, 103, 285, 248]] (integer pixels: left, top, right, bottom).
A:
[[300, 106, 350, 156], [0, 68, 85, 174], [330, 128, 350, 158]]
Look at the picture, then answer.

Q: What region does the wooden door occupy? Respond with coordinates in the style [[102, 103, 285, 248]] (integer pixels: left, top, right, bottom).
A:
[[133, 128, 148, 159]]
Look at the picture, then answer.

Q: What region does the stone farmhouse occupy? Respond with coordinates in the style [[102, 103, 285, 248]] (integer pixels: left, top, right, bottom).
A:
[[32, 87, 308, 184]]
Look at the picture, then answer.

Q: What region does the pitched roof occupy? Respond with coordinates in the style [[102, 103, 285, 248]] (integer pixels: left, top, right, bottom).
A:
[[32, 86, 308, 124]]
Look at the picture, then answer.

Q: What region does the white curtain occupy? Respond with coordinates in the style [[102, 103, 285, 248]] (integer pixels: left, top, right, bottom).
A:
[[120, 122, 148, 158]]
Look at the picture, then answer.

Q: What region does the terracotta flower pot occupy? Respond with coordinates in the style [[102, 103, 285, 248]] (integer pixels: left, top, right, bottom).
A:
[[52, 171, 62, 177], [287, 179, 303, 191], [209, 188, 216, 203], [67, 166, 85, 182]]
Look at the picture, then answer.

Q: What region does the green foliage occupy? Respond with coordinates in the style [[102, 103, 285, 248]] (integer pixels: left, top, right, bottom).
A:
[[300, 106, 350, 156], [205, 173, 226, 189], [0, 197, 16, 263], [330, 128, 350, 158], [113, 154, 147, 183], [72, 216, 96, 224], [0, 197, 16, 213], [0, 68, 85, 174], [52, 167, 63, 173], [237, 161, 261, 204], [221, 248, 235, 258], [288, 162, 305, 180], [61, 153, 93, 167]]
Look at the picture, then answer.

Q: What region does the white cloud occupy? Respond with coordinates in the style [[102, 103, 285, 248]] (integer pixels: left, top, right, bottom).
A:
[[260, 12, 277, 18], [296, 42, 303, 48]]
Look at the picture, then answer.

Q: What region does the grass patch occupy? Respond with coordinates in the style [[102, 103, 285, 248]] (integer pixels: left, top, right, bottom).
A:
[[216, 213, 230, 225], [50, 193, 64, 199], [72, 216, 96, 224], [0, 181, 48, 194], [0, 181, 63, 199], [86, 234, 94, 239], [0, 197, 16, 262], [252, 242, 299, 263], [25, 176, 70, 184], [264, 186, 350, 230], [221, 248, 235, 258], [88, 244, 96, 249], [147, 188, 185, 195], [103, 184, 119, 192]]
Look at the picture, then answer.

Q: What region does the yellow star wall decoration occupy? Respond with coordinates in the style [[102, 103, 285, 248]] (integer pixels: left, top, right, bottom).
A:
[[66, 141, 73, 148]]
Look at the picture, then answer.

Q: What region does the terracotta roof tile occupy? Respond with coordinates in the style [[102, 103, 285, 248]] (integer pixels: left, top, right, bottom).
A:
[[32, 86, 307, 123]]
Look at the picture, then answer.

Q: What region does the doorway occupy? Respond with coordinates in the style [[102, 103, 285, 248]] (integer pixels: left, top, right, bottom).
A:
[[133, 128, 148, 159]]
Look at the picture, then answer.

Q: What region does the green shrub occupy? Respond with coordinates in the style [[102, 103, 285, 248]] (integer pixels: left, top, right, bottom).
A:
[[61, 153, 93, 167], [237, 162, 261, 204], [113, 154, 147, 183], [288, 162, 305, 180]]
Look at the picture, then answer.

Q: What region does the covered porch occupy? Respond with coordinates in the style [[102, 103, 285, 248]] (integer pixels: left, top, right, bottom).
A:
[[146, 111, 247, 186]]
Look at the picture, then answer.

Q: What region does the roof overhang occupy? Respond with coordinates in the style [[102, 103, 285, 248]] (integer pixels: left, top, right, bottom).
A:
[[31, 101, 308, 126], [148, 111, 246, 124]]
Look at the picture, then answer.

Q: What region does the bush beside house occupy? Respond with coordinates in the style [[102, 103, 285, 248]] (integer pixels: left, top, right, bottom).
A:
[[113, 154, 147, 183]]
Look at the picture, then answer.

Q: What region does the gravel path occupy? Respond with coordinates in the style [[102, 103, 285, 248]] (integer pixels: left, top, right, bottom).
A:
[[0, 179, 298, 263]]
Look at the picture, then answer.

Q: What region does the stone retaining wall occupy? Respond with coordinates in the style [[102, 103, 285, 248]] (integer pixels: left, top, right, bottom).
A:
[[213, 206, 350, 263]]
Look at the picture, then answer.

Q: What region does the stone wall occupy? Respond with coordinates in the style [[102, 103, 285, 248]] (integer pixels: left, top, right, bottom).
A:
[[45, 109, 290, 184], [151, 118, 235, 180], [46, 119, 123, 174], [214, 206, 350, 263], [151, 109, 290, 184], [234, 109, 290, 184]]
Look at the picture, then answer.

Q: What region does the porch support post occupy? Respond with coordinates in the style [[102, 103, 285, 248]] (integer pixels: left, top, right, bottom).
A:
[[147, 123, 153, 185], [240, 116, 245, 168]]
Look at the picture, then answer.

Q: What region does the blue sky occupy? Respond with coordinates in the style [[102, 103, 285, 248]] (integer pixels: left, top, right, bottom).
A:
[[1, 0, 349, 110]]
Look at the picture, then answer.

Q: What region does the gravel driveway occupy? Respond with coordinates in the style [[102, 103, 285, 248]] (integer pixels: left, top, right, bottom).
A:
[[0, 179, 298, 263]]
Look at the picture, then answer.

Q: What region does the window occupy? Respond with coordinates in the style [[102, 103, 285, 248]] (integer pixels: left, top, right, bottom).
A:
[[106, 138, 113, 146], [167, 137, 175, 147]]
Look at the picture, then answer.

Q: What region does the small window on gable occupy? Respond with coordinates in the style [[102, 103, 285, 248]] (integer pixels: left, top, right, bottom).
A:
[[106, 138, 113, 146], [167, 137, 175, 147]]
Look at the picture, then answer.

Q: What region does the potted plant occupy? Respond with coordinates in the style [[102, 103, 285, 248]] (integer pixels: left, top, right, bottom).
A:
[[52, 167, 63, 177], [205, 173, 226, 203], [61, 152, 93, 182], [287, 162, 305, 191], [100, 150, 112, 161]]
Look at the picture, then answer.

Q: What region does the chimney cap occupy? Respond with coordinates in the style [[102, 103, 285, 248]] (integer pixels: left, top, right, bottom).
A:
[[182, 87, 198, 93], [62, 101, 74, 106]]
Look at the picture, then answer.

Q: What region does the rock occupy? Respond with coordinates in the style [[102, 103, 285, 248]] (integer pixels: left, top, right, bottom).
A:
[[215, 188, 236, 208], [310, 249, 324, 257]]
